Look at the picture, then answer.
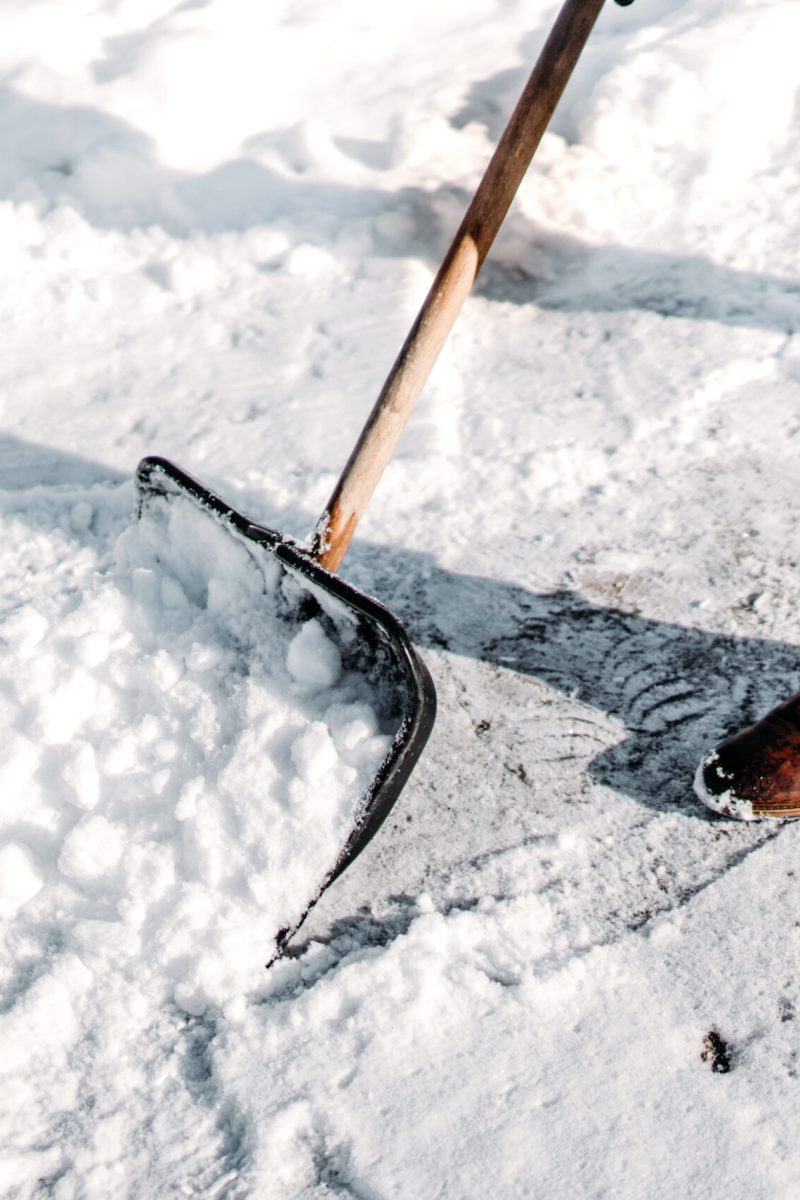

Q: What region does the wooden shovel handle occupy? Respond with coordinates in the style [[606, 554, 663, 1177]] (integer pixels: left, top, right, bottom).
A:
[[313, 0, 610, 572]]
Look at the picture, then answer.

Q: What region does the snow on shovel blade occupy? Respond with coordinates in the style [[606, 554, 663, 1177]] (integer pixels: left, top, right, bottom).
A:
[[136, 456, 436, 961]]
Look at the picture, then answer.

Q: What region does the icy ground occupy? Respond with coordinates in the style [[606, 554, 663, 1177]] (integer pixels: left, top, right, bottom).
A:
[[2, 0, 800, 1196]]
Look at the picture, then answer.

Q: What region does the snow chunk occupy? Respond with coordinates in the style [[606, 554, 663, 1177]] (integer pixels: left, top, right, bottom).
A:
[[0, 843, 43, 918], [291, 721, 339, 786], [286, 618, 342, 691], [70, 502, 93, 531], [3, 607, 48, 653], [59, 740, 101, 811], [58, 816, 125, 883]]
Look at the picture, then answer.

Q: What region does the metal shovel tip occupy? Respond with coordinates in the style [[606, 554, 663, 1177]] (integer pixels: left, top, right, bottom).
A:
[[134, 456, 436, 961]]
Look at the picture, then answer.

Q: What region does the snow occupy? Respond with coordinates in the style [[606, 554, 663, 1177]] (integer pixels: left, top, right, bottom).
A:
[[286, 620, 342, 692], [0, 483, 395, 1022], [2, 0, 800, 1195]]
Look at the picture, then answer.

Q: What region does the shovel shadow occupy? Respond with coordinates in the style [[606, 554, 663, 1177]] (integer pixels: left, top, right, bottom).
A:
[[358, 547, 800, 819]]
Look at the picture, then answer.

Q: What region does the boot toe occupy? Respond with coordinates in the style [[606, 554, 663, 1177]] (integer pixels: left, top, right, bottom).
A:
[[693, 750, 756, 821]]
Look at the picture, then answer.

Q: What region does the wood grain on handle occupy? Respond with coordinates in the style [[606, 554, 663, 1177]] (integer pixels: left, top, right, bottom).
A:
[[312, 0, 608, 572]]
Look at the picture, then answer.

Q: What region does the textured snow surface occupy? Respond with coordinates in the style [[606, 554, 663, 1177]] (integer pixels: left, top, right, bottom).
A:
[[0, 484, 393, 1012], [3, 0, 800, 1196]]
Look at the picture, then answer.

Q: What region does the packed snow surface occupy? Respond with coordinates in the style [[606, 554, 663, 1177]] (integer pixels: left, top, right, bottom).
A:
[[3, 0, 800, 1196]]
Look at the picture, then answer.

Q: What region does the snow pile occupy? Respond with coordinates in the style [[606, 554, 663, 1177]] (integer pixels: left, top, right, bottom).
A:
[[0, 483, 401, 1192], [0, 485, 392, 1015]]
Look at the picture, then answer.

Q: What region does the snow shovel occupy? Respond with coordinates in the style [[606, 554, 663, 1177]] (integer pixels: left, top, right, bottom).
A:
[[137, 0, 632, 958]]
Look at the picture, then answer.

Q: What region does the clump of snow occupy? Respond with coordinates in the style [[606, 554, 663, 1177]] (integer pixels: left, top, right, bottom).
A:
[[286, 618, 342, 691], [0, 843, 43, 919], [57, 814, 126, 883], [0, 487, 393, 1017]]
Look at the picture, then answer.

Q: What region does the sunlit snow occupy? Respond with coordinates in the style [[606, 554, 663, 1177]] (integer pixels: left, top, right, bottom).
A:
[[2, 0, 800, 1196]]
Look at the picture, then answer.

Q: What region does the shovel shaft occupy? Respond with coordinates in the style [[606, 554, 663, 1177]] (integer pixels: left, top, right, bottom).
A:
[[312, 0, 608, 572]]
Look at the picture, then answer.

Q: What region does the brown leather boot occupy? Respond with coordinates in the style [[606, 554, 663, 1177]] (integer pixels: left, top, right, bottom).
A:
[[695, 692, 800, 819]]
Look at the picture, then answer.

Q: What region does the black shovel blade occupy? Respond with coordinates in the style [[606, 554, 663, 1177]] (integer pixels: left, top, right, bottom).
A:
[[135, 456, 436, 960]]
